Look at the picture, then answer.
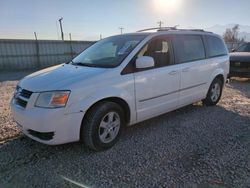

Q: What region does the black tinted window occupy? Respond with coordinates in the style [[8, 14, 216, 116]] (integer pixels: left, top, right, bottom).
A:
[[237, 43, 250, 52], [205, 35, 228, 57], [174, 35, 205, 63]]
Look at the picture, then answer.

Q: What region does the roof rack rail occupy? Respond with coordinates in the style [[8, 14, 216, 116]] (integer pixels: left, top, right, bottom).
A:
[[189, 29, 204, 32], [137, 27, 160, 32], [137, 27, 211, 33], [180, 29, 213, 33], [137, 26, 177, 32]]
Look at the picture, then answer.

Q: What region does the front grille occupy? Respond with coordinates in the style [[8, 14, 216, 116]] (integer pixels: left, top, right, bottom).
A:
[[230, 61, 250, 68], [16, 97, 28, 108], [20, 89, 33, 99], [14, 87, 33, 108]]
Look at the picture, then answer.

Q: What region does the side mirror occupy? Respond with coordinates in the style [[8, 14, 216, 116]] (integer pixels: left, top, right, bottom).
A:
[[135, 56, 155, 69]]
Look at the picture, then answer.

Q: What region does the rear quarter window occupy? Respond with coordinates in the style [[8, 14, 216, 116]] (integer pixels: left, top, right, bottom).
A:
[[205, 35, 228, 58], [173, 35, 206, 63]]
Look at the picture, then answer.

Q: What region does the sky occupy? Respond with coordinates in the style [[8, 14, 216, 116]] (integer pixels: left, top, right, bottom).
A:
[[0, 0, 250, 41]]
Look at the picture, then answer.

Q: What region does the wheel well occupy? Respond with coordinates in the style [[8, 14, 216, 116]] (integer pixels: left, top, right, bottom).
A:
[[79, 97, 131, 141], [83, 97, 131, 125], [215, 74, 224, 85]]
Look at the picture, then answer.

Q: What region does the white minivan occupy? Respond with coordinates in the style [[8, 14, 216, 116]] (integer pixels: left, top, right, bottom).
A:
[[11, 28, 229, 151]]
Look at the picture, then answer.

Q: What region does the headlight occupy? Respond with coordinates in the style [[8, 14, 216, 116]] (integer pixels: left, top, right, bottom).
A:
[[35, 91, 70, 108], [14, 85, 22, 99]]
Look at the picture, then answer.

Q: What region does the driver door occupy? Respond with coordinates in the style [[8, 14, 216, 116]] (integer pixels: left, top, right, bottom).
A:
[[134, 36, 181, 122]]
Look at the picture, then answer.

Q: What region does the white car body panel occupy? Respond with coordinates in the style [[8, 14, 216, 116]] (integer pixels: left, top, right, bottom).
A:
[[19, 64, 109, 92], [10, 30, 229, 145], [179, 59, 209, 107], [10, 94, 84, 144], [134, 64, 181, 122]]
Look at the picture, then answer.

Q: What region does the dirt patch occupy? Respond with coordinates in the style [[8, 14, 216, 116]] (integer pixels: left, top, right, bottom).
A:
[[0, 81, 20, 142]]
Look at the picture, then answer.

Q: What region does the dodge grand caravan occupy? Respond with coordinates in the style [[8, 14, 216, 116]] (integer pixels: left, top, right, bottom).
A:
[[11, 28, 229, 151]]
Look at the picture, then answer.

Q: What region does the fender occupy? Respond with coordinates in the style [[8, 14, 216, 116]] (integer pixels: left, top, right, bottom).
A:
[[67, 86, 136, 125], [206, 68, 227, 97], [208, 68, 226, 87]]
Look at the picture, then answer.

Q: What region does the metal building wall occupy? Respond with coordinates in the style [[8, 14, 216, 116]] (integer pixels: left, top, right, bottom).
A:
[[0, 39, 95, 71]]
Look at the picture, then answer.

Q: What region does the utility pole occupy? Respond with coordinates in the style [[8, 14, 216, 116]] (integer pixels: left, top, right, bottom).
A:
[[157, 21, 164, 29], [34, 32, 41, 68], [100, 34, 102, 40], [69, 33, 73, 58], [58, 17, 64, 41], [69, 33, 72, 41], [119, 27, 124, 34], [34, 32, 38, 40], [56, 21, 60, 40]]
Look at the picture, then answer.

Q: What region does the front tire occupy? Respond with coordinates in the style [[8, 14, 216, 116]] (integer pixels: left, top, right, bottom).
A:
[[203, 77, 223, 106], [81, 101, 125, 151]]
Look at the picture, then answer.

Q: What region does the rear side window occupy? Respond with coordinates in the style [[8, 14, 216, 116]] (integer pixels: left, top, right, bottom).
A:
[[205, 36, 228, 58], [174, 35, 205, 63]]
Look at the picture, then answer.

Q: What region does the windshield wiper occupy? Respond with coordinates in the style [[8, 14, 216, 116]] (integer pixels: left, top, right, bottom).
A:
[[71, 61, 115, 68], [72, 62, 100, 67], [65, 60, 73, 64]]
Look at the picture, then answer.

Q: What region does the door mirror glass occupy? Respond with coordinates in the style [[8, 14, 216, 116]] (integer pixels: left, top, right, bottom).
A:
[[135, 56, 155, 69]]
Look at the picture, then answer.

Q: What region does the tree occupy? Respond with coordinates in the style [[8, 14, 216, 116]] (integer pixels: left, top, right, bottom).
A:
[[223, 24, 245, 42]]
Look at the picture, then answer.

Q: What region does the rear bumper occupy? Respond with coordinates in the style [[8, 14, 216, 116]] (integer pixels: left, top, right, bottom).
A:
[[11, 98, 84, 145]]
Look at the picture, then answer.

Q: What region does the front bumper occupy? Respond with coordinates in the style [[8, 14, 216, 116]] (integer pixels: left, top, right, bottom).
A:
[[11, 98, 84, 145], [229, 64, 250, 78], [229, 70, 250, 78]]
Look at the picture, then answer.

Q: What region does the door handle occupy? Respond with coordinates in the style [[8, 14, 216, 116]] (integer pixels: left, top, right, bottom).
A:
[[169, 71, 178, 75], [182, 67, 190, 72]]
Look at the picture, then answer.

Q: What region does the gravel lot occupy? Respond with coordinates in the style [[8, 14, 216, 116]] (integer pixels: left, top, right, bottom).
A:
[[0, 71, 33, 142], [0, 72, 250, 188]]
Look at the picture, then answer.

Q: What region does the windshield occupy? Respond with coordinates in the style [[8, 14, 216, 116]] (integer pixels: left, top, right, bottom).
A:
[[72, 35, 147, 68], [236, 43, 250, 52]]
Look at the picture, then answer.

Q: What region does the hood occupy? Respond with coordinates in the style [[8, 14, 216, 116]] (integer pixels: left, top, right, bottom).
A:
[[230, 52, 250, 62], [19, 64, 108, 92]]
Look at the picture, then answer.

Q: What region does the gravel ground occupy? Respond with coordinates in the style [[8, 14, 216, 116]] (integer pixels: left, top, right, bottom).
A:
[[0, 80, 19, 142], [0, 71, 33, 142], [0, 72, 250, 188]]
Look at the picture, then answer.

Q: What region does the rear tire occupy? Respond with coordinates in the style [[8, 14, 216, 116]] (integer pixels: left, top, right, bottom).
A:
[[81, 101, 125, 151], [203, 77, 223, 106]]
